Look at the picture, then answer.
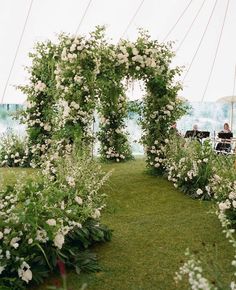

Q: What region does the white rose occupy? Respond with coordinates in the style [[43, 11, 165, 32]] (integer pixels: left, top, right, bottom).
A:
[[196, 188, 203, 195], [21, 269, 32, 283], [54, 233, 65, 249], [10, 237, 21, 248]]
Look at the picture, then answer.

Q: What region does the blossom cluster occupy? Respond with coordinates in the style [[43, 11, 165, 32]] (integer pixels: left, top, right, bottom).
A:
[[209, 155, 236, 221], [163, 136, 214, 199], [0, 148, 111, 288], [175, 209, 236, 290], [141, 94, 187, 174], [17, 40, 59, 166], [175, 249, 216, 290], [0, 131, 30, 167]]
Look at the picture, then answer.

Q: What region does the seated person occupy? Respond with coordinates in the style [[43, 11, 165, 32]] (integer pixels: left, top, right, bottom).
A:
[[184, 124, 200, 138], [215, 123, 233, 152]]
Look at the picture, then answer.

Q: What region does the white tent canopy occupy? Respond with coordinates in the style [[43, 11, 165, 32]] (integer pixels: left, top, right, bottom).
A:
[[0, 0, 236, 104]]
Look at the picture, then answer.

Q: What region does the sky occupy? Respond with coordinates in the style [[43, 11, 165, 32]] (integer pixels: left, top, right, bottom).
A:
[[0, 0, 236, 104]]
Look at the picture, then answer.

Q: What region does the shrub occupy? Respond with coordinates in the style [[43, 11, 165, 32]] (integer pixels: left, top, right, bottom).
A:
[[164, 136, 215, 199], [0, 149, 112, 289], [0, 130, 30, 167], [210, 154, 236, 225]]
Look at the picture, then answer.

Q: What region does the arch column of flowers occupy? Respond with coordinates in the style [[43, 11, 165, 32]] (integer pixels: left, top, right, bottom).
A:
[[97, 43, 133, 162], [53, 31, 103, 150], [18, 40, 59, 166]]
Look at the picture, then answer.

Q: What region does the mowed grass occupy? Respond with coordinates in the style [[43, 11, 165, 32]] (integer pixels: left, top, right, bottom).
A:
[[1, 159, 234, 290]]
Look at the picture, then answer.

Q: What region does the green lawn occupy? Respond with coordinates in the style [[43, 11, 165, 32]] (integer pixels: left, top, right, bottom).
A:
[[1, 159, 234, 290]]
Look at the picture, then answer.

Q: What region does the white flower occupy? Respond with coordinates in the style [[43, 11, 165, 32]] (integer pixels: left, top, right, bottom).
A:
[[35, 80, 46, 92], [229, 192, 236, 200], [36, 229, 48, 243], [22, 268, 32, 283], [46, 219, 56, 226], [219, 200, 231, 211], [4, 228, 11, 234], [28, 238, 33, 244], [230, 281, 236, 290], [66, 176, 75, 187], [10, 237, 21, 249], [0, 232, 3, 240], [6, 250, 10, 259], [43, 123, 51, 131], [166, 104, 174, 110], [0, 265, 5, 274], [75, 196, 83, 205], [18, 261, 32, 283], [54, 233, 65, 249], [196, 188, 203, 195], [132, 47, 139, 55], [92, 209, 101, 219], [233, 200, 236, 208]]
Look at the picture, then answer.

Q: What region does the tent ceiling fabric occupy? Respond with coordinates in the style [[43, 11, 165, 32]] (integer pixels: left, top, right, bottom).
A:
[[0, 0, 236, 104]]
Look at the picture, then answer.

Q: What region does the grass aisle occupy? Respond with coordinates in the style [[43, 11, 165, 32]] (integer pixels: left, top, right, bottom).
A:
[[67, 159, 233, 290], [1, 160, 233, 290]]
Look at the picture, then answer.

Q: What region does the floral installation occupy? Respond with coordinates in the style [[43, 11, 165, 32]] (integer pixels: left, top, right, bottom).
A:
[[17, 27, 186, 168], [209, 155, 236, 224], [17, 40, 60, 167], [175, 210, 236, 290], [53, 28, 105, 149], [0, 148, 112, 289], [0, 130, 30, 167], [164, 136, 214, 199]]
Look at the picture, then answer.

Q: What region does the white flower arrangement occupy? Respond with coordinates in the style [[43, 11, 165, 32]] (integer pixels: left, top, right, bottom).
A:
[[0, 148, 111, 287]]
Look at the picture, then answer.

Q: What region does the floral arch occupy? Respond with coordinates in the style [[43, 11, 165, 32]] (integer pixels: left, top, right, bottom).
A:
[[20, 27, 186, 174]]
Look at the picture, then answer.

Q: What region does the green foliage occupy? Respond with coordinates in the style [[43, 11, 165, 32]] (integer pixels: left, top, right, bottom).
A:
[[0, 130, 30, 167], [0, 149, 111, 289], [18, 27, 188, 168], [32, 159, 233, 290], [209, 154, 236, 224], [164, 137, 216, 199]]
